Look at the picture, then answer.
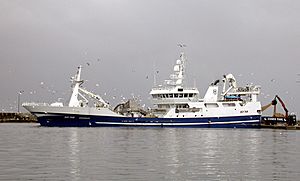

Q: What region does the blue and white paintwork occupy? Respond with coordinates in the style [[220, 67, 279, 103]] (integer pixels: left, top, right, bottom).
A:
[[35, 114, 260, 128], [23, 48, 262, 128]]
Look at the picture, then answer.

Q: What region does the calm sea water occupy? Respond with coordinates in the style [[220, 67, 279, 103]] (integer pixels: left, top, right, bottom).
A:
[[0, 123, 299, 181]]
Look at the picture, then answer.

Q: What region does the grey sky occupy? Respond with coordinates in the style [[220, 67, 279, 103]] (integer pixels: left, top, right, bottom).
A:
[[1, 0, 299, 115]]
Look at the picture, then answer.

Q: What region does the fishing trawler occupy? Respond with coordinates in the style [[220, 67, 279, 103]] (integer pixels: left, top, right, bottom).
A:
[[23, 49, 262, 127]]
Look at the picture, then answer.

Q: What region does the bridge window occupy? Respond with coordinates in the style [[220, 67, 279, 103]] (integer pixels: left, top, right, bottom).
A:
[[179, 94, 183, 98], [152, 94, 158, 98], [174, 94, 178, 98], [204, 103, 219, 108], [222, 103, 236, 107], [184, 93, 188, 98], [169, 94, 173, 98], [189, 93, 193, 98]]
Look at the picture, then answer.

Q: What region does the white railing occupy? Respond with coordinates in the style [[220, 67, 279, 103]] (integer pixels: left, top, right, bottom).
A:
[[151, 87, 198, 91], [22, 102, 50, 106]]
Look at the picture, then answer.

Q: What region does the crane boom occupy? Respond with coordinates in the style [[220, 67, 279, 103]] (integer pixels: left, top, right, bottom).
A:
[[78, 87, 109, 108], [275, 95, 288, 118], [262, 95, 289, 118], [261, 102, 272, 112], [261, 95, 296, 126]]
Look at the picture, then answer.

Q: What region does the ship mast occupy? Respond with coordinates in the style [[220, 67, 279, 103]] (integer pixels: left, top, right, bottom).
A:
[[166, 44, 187, 87], [68, 66, 109, 108], [69, 66, 83, 107]]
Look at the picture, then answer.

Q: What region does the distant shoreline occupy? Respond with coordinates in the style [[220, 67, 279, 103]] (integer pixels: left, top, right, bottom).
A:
[[0, 112, 37, 123]]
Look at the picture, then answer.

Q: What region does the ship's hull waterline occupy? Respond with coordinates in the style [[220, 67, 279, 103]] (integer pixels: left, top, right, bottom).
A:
[[32, 111, 260, 128]]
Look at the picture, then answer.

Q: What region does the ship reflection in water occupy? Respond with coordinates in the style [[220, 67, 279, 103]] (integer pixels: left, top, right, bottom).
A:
[[1, 124, 298, 180], [68, 128, 80, 180]]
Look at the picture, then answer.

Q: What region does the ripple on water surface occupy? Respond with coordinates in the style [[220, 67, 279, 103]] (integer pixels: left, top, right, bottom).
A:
[[0, 123, 300, 180]]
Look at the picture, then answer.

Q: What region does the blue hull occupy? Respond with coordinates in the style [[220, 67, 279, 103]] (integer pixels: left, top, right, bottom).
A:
[[36, 113, 261, 128]]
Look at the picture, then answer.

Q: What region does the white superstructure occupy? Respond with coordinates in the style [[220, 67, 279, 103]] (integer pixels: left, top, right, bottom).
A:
[[22, 46, 262, 128], [23, 66, 120, 118], [149, 50, 261, 119]]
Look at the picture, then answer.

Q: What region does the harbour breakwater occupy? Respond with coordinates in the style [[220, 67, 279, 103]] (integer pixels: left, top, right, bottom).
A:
[[0, 113, 37, 123]]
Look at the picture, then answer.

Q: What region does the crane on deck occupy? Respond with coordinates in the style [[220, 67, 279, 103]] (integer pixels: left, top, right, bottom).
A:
[[78, 87, 109, 108], [261, 95, 288, 118], [261, 95, 296, 126]]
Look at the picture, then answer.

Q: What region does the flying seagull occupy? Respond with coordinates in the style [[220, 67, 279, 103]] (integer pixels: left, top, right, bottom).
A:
[[177, 43, 187, 48]]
